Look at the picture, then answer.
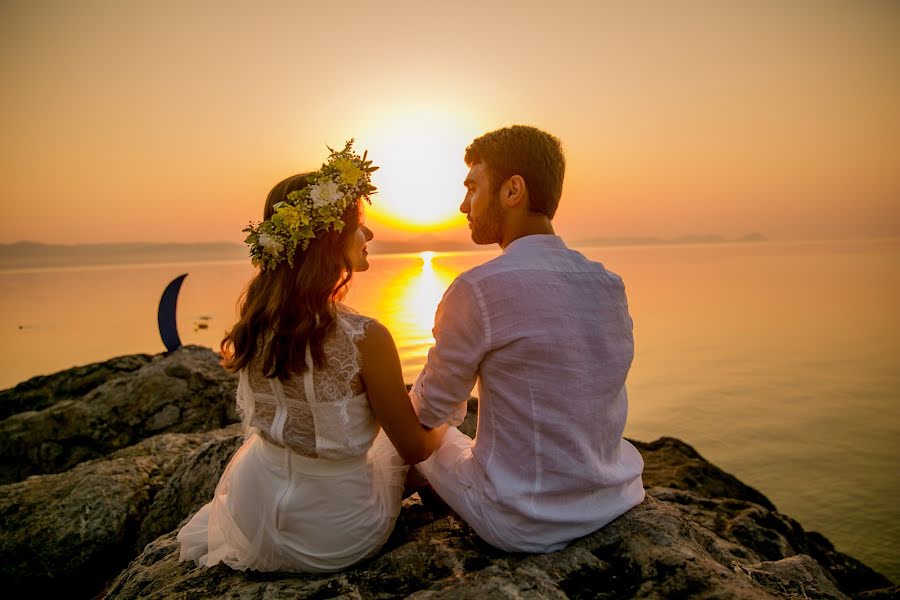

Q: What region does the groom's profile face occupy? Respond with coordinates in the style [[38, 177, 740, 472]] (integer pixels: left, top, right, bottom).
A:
[[461, 163, 504, 245]]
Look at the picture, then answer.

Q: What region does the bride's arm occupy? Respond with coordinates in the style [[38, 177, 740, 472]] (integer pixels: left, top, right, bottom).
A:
[[358, 321, 448, 465]]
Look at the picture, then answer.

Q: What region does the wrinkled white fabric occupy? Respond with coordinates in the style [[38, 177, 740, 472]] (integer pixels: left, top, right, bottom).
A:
[[178, 307, 408, 572], [411, 234, 645, 553]]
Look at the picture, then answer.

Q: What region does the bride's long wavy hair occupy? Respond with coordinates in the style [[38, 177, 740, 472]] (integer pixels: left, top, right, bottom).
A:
[[221, 173, 362, 380]]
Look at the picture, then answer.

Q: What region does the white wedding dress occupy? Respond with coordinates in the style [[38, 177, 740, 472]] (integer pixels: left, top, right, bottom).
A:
[[177, 308, 408, 573]]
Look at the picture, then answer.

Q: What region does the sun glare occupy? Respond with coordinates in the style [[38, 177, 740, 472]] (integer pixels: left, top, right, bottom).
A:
[[420, 250, 436, 270], [362, 112, 476, 232]]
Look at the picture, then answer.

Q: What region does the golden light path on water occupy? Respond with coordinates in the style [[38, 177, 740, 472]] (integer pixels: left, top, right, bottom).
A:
[[373, 251, 456, 382]]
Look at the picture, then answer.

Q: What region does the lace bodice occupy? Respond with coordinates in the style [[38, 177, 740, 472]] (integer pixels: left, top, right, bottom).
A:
[[235, 308, 377, 460]]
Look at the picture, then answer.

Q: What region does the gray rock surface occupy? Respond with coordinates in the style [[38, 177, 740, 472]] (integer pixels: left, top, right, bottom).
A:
[[101, 496, 862, 600], [631, 440, 893, 596], [0, 353, 152, 420], [0, 426, 240, 599], [0, 345, 238, 484], [0, 350, 894, 600]]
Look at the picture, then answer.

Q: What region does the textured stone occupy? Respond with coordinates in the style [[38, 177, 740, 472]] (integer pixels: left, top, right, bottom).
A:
[[0, 350, 894, 600], [631, 437, 776, 510], [0, 353, 152, 420], [104, 496, 880, 600], [0, 346, 238, 484], [0, 427, 239, 599]]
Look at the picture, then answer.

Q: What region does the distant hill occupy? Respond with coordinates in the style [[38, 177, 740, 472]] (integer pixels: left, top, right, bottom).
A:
[[573, 232, 767, 247], [0, 239, 473, 270], [0, 233, 768, 269], [0, 241, 249, 270]]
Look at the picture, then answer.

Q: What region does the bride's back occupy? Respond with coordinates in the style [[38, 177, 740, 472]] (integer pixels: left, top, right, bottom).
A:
[[238, 309, 379, 460]]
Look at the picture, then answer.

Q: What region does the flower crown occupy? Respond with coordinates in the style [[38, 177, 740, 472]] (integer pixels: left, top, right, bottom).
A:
[[243, 140, 378, 271]]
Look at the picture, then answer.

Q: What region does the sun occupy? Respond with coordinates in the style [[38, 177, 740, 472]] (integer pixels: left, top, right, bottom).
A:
[[361, 111, 477, 232]]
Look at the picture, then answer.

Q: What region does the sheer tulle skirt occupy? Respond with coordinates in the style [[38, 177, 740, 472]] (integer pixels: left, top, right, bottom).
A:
[[177, 430, 408, 573]]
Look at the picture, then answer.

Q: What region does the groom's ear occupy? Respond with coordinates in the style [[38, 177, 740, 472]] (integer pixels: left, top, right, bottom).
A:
[[502, 175, 527, 208]]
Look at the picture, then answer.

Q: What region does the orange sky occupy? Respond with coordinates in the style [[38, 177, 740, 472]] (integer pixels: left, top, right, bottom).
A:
[[1, 0, 898, 245]]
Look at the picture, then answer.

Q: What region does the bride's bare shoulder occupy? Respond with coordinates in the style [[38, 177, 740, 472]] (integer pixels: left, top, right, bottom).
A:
[[355, 319, 399, 359]]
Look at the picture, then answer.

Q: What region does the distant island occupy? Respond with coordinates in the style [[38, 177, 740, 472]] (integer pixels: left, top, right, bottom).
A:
[[0, 241, 249, 270], [574, 232, 768, 247], [359, 232, 769, 254], [0, 234, 767, 270]]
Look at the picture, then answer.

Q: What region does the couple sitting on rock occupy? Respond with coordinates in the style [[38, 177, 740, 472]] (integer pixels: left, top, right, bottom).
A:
[[177, 125, 646, 572]]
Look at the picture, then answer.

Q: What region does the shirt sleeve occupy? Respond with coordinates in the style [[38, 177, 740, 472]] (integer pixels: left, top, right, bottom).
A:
[[410, 277, 487, 428]]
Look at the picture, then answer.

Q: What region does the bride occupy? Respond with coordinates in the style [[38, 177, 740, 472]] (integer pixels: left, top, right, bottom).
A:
[[177, 141, 447, 573]]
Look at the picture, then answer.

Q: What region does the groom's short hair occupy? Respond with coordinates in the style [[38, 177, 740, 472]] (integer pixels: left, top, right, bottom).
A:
[[464, 125, 566, 219]]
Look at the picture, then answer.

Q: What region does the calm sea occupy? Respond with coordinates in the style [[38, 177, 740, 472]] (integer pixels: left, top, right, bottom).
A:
[[1, 239, 898, 580]]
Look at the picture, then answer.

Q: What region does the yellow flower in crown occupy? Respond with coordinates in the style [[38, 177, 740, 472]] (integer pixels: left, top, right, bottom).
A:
[[274, 203, 308, 229], [332, 156, 365, 186]]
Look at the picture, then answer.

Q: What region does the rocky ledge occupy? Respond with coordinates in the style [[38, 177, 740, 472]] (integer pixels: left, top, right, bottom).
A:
[[0, 348, 895, 600]]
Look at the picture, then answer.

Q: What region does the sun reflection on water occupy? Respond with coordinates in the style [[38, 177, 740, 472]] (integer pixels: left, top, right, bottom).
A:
[[376, 251, 456, 381]]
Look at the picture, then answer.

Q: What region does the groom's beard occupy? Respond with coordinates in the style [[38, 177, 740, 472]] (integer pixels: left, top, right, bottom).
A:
[[470, 194, 504, 245]]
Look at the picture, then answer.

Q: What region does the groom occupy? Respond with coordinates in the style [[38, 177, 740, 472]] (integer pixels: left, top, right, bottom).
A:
[[410, 125, 645, 553]]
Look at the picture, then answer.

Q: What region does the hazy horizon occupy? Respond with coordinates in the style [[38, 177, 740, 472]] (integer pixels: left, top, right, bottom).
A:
[[3, 232, 775, 246], [12, 230, 900, 250], [16, 231, 900, 273], [0, 231, 775, 271]]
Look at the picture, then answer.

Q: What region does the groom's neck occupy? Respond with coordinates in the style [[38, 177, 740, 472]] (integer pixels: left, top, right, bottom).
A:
[[500, 215, 555, 249]]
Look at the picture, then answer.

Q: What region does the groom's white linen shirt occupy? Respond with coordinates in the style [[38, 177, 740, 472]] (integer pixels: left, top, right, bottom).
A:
[[411, 234, 645, 552]]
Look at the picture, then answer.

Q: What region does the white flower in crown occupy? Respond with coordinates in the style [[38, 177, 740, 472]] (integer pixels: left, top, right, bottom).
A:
[[257, 232, 283, 256], [309, 180, 343, 208]]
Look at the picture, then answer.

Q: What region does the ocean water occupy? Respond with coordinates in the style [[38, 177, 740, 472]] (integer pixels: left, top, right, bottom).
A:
[[1, 238, 898, 580]]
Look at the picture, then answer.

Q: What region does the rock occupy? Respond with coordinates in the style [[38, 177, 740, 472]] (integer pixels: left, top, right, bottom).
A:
[[738, 555, 848, 600], [641, 451, 893, 595], [0, 346, 238, 484], [458, 398, 478, 439], [0, 353, 152, 420], [0, 425, 240, 600], [100, 496, 874, 600], [854, 585, 900, 599], [1, 352, 894, 599], [632, 437, 776, 510]]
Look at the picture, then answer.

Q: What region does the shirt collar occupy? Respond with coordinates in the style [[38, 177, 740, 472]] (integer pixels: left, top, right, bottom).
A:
[[502, 234, 567, 254]]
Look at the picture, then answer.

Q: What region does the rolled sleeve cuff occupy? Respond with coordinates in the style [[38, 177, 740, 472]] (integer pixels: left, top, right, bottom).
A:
[[411, 373, 468, 428]]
